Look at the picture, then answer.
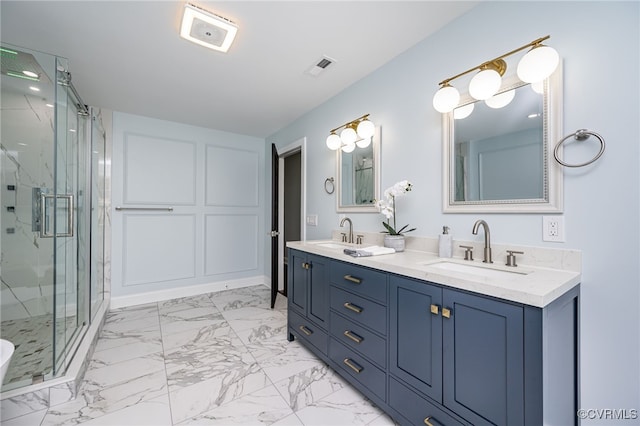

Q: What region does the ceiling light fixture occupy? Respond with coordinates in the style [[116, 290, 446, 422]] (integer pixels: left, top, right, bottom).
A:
[[326, 114, 375, 151], [432, 35, 559, 113], [180, 3, 238, 53]]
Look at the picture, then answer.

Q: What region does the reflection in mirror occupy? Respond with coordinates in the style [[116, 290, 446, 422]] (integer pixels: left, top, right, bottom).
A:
[[454, 82, 543, 201], [443, 70, 563, 213], [337, 127, 380, 213]]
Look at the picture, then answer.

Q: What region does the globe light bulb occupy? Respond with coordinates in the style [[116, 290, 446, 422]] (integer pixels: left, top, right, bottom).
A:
[[453, 103, 474, 119], [341, 142, 356, 153], [340, 127, 357, 145], [485, 89, 516, 109], [356, 136, 371, 148], [326, 133, 341, 150], [469, 69, 502, 100], [517, 45, 559, 83], [432, 84, 460, 113], [356, 119, 375, 139]]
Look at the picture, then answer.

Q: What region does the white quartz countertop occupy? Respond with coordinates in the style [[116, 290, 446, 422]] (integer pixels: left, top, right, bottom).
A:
[[287, 240, 581, 308]]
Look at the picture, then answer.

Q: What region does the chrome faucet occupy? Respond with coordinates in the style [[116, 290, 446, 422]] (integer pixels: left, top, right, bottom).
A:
[[472, 219, 493, 263], [340, 217, 354, 244]]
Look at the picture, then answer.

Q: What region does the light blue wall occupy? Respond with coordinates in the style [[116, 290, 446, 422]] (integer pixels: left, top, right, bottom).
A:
[[111, 112, 266, 299], [267, 1, 639, 419]]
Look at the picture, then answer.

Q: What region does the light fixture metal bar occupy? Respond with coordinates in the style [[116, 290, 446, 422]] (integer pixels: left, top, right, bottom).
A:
[[329, 113, 370, 134], [438, 35, 550, 86]]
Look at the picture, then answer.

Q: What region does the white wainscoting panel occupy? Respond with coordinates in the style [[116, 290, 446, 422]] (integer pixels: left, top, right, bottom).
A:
[[122, 214, 196, 286], [124, 133, 196, 204], [206, 146, 259, 206], [205, 214, 258, 275]]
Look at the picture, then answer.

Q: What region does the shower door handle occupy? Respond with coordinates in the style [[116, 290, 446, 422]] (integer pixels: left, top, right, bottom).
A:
[[40, 194, 74, 238]]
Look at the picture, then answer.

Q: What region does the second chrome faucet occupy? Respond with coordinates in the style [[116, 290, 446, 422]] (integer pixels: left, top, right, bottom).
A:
[[472, 219, 492, 263], [340, 217, 354, 244]]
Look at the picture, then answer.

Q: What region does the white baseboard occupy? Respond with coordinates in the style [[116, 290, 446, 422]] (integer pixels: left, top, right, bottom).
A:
[[110, 276, 269, 309]]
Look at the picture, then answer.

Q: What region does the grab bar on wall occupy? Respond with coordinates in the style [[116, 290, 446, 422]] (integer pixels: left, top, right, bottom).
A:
[[115, 206, 174, 212]]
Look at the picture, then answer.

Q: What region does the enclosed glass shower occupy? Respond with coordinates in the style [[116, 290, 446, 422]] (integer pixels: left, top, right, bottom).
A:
[[0, 44, 105, 392]]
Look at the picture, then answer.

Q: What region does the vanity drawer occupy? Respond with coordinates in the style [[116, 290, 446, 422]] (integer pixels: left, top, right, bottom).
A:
[[288, 310, 328, 355], [330, 287, 387, 335], [330, 311, 386, 368], [389, 377, 467, 426], [329, 339, 386, 402], [330, 261, 387, 304]]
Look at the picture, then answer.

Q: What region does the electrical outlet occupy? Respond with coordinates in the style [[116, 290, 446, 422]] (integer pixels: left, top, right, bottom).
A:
[[543, 216, 565, 242]]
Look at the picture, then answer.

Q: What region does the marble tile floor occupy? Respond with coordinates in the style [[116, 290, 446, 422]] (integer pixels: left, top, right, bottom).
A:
[[1, 285, 395, 425]]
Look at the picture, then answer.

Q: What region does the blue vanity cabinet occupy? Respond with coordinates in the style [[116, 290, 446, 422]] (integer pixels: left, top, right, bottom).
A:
[[441, 288, 525, 426], [389, 276, 443, 403], [287, 249, 329, 354], [328, 260, 388, 403], [286, 249, 578, 426], [389, 275, 525, 426]]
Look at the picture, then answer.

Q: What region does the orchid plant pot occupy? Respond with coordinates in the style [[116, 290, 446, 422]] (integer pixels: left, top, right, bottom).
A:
[[383, 234, 405, 252]]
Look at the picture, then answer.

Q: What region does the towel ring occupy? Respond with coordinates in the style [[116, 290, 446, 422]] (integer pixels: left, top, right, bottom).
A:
[[553, 129, 605, 168], [324, 177, 335, 194]]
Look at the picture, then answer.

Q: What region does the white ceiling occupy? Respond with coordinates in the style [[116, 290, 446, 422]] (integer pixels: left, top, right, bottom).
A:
[[1, 1, 478, 137]]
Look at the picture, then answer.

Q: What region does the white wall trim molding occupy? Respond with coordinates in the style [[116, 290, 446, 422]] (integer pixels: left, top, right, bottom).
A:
[[110, 275, 268, 309]]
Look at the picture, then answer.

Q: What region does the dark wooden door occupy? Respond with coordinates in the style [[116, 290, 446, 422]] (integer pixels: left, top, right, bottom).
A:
[[270, 144, 279, 308]]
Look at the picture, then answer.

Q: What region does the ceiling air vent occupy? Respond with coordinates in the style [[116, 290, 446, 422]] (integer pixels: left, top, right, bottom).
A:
[[305, 55, 335, 77]]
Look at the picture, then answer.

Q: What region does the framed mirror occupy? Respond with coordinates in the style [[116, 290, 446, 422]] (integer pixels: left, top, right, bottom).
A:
[[337, 126, 381, 213], [442, 68, 563, 213]]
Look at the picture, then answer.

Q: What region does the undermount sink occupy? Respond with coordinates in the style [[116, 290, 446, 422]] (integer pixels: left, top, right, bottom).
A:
[[311, 241, 351, 249], [423, 260, 531, 278]]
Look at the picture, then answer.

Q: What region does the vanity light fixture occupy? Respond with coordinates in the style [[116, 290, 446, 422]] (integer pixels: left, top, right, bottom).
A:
[[326, 114, 375, 151], [432, 35, 559, 113], [180, 3, 238, 53]]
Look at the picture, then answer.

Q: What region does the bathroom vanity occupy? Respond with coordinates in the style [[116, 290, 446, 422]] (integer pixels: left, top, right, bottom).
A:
[[286, 241, 580, 426]]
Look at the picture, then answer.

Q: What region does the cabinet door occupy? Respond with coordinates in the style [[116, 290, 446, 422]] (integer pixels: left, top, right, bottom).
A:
[[288, 249, 307, 314], [389, 276, 443, 403], [308, 253, 328, 328], [442, 289, 524, 426]]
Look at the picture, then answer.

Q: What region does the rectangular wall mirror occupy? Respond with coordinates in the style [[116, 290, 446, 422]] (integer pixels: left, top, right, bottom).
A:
[[442, 68, 563, 213], [337, 126, 380, 213]]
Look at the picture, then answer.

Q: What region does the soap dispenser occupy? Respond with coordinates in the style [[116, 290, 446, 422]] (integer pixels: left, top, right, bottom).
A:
[[439, 226, 453, 258]]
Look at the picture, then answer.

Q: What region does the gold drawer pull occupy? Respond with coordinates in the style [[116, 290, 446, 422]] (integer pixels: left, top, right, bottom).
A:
[[424, 417, 435, 426], [442, 308, 451, 319], [343, 302, 363, 314], [430, 304, 439, 315], [299, 325, 313, 336], [343, 358, 363, 374], [343, 274, 362, 284], [343, 330, 363, 344]]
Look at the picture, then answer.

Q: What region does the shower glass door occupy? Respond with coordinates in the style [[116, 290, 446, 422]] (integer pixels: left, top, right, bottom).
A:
[[52, 60, 89, 376]]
